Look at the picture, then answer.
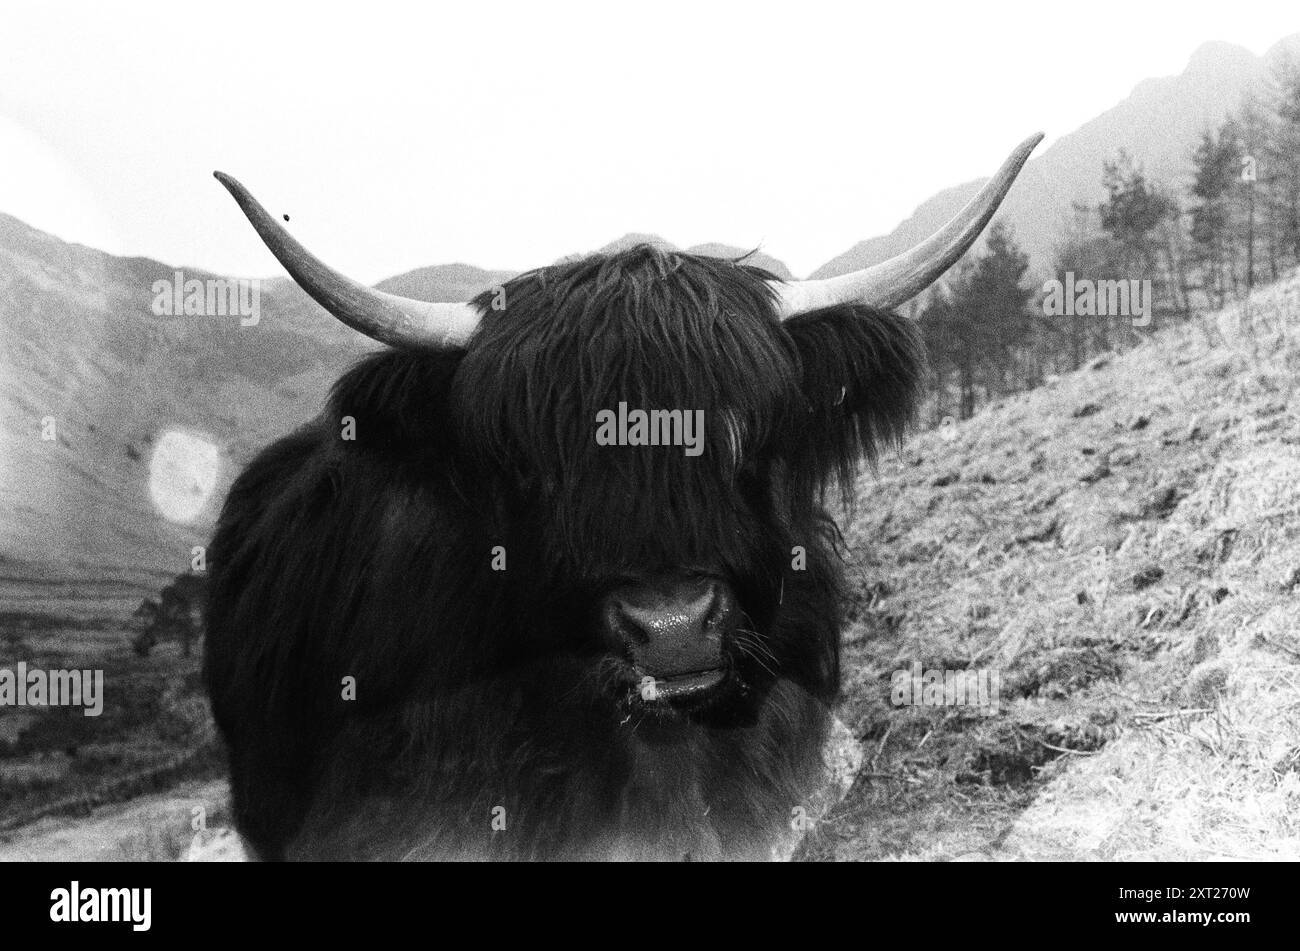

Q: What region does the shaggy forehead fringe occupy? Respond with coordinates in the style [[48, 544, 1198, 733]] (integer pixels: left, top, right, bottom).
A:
[[452, 245, 807, 567], [458, 245, 801, 473]]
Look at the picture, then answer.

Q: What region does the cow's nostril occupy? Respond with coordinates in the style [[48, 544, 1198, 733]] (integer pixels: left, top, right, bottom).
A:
[[618, 584, 715, 643], [605, 578, 734, 676]]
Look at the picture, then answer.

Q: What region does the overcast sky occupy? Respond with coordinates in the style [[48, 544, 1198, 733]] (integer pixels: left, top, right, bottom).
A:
[[0, 1, 1295, 281]]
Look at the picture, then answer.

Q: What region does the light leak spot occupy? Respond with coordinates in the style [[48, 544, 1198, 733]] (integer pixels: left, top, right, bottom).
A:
[[148, 430, 220, 524]]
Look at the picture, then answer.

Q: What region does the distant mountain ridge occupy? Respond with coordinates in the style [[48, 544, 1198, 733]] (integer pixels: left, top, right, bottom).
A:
[[813, 34, 1300, 280], [376, 263, 517, 302]]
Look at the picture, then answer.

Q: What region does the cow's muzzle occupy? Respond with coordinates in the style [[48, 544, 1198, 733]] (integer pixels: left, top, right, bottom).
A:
[[601, 574, 738, 703]]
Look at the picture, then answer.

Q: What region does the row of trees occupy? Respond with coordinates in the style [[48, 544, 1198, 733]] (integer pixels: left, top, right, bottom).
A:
[[921, 50, 1300, 421]]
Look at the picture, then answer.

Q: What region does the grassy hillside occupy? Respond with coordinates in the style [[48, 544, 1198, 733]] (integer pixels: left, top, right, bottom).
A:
[[800, 270, 1300, 860]]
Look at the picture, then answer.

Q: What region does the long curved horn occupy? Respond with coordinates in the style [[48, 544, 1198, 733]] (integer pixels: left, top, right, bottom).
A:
[[213, 172, 482, 350], [771, 132, 1044, 318]]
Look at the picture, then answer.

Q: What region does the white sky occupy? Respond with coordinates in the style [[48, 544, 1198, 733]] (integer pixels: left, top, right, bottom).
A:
[[0, 1, 1295, 280]]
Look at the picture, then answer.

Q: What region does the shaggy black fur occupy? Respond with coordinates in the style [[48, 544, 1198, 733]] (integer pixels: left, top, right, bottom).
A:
[[204, 245, 924, 860]]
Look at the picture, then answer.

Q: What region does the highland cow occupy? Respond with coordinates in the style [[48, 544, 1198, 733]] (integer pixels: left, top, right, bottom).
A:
[[204, 134, 1040, 860]]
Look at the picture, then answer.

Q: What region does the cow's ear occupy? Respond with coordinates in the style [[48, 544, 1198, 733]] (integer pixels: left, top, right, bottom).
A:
[[326, 349, 466, 462], [781, 304, 926, 495]]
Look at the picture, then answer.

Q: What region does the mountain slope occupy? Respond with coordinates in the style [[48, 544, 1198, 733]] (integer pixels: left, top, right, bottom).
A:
[[800, 268, 1300, 860], [813, 36, 1300, 280], [0, 213, 371, 614]]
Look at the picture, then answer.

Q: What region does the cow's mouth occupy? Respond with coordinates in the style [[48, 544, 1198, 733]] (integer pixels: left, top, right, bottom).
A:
[[622, 663, 739, 718], [636, 666, 728, 703]]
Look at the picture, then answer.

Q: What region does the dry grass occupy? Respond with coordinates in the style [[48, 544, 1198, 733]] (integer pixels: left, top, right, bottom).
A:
[[801, 267, 1300, 861]]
